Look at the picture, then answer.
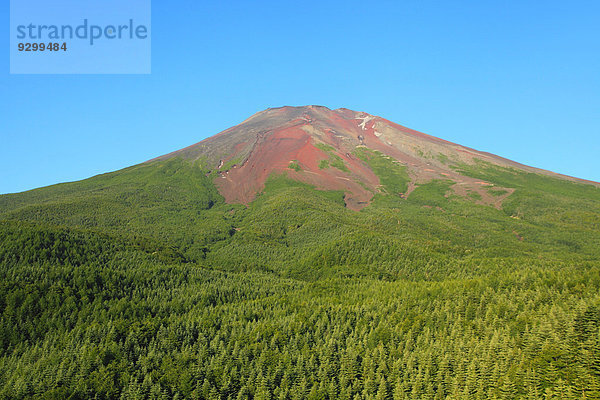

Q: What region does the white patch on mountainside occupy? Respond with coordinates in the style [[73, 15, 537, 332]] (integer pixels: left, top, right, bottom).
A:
[[356, 114, 374, 130]]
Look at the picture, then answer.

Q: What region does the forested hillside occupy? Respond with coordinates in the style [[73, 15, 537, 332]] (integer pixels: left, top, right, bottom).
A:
[[1, 154, 600, 399]]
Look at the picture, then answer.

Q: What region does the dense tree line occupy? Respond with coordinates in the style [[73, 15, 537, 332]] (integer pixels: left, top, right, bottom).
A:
[[0, 246, 599, 399]]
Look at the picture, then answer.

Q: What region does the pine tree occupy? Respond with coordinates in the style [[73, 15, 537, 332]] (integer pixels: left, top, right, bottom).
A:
[[375, 376, 389, 400], [255, 373, 272, 400]]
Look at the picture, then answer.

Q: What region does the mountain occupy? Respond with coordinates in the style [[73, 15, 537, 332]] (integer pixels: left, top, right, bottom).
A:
[[152, 105, 596, 209], [1, 106, 600, 399]]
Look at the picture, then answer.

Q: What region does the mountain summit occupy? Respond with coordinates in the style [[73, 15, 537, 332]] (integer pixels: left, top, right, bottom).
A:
[[152, 105, 593, 210]]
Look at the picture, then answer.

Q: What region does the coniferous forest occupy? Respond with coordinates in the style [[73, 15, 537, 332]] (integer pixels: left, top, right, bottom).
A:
[[1, 158, 600, 399]]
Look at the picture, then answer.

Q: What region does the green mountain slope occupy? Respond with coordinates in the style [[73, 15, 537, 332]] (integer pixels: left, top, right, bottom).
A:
[[1, 108, 600, 399]]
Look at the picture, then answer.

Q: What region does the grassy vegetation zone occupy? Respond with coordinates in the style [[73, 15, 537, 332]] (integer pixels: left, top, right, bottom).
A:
[[288, 161, 301, 172], [0, 158, 236, 262], [436, 152, 451, 165], [406, 180, 453, 208], [353, 147, 409, 195], [468, 191, 483, 201], [1, 156, 600, 398], [1, 158, 598, 280], [488, 187, 509, 197], [329, 157, 348, 172], [452, 160, 600, 254], [315, 142, 349, 172], [314, 143, 335, 153], [221, 156, 243, 171]]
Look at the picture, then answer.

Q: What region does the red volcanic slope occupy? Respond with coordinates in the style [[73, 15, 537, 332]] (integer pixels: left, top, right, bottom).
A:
[[151, 106, 597, 210]]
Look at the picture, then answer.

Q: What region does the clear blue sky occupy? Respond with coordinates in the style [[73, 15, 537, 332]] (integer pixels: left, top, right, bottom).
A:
[[1, 0, 599, 194]]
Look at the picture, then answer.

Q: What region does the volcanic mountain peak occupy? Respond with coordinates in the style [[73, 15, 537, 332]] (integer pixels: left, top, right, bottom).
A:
[[152, 106, 595, 210]]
